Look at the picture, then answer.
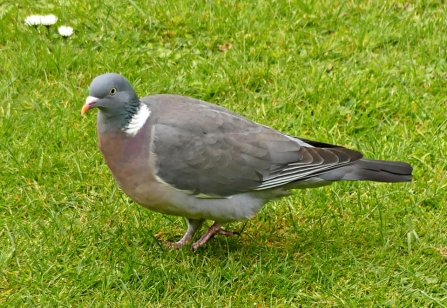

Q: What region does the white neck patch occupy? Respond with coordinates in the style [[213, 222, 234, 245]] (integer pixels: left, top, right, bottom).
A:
[[123, 103, 151, 136]]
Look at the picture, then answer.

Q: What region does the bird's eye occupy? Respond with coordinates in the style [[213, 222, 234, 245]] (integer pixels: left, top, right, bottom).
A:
[[110, 87, 117, 95]]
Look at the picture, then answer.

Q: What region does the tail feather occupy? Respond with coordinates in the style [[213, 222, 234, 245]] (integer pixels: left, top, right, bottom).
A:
[[337, 159, 412, 182]]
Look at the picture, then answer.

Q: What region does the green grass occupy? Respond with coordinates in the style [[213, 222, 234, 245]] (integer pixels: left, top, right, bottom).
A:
[[1, 0, 447, 306]]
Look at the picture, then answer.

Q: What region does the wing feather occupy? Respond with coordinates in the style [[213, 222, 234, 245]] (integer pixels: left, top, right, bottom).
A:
[[144, 95, 362, 197]]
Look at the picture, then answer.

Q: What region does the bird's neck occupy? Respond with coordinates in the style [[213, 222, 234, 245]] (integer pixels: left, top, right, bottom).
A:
[[97, 99, 150, 137], [122, 100, 151, 137]]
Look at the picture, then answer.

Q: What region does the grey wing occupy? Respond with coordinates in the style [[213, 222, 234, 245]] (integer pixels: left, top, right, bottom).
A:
[[146, 95, 362, 197], [151, 120, 302, 196]]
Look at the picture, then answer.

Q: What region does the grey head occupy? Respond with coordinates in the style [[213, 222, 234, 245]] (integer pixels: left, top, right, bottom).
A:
[[82, 73, 141, 132]]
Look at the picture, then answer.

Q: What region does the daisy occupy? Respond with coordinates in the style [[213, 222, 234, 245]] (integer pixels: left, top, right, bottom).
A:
[[58, 26, 74, 38], [41, 14, 58, 27], [25, 15, 42, 27]]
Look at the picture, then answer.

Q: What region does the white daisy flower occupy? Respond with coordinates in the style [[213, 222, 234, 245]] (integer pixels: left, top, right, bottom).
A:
[[25, 15, 42, 26], [58, 26, 74, 38], [41, 14, 58, 26]]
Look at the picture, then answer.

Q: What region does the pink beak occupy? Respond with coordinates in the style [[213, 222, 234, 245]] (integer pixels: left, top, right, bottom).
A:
[[81, 96, 99, 115]]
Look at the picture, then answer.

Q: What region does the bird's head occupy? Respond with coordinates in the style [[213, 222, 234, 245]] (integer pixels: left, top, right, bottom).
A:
[[82, 73, 139, 117]]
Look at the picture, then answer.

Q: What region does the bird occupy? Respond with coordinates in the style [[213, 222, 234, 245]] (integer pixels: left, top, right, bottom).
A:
[[81, 73, 413, 251]]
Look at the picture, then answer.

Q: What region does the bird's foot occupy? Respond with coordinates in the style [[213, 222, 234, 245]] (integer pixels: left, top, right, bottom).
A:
[[162, 220, 238, 251], [217, 228, 239, 237], [191, 222, 238, 251], [163, 218, 205, 249], [163, 232, 194, 249], [163, 240, 188, 249]]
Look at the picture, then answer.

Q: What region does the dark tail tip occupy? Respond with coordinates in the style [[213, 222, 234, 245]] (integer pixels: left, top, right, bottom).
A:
[[345, 159, 413, 182]]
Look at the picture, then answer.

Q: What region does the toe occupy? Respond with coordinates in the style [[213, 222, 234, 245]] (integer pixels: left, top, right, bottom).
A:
[[218, 228, 240, 237]]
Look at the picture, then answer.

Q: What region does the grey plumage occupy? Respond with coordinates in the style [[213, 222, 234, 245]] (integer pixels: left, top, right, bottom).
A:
[[82, 73, 413, 250]]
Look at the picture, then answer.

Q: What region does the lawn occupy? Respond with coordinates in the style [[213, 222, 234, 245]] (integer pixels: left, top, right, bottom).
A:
[[1, 0, 447, 306]]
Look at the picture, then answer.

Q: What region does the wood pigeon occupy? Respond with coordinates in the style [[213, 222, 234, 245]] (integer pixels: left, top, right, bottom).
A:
[[81, 73, 413, 250]]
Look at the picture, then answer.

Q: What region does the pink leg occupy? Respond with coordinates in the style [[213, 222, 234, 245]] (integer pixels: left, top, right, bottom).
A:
[[218, 228, 238, 237], [191, 222, 238, 251], [164, 218, 204, 249]]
